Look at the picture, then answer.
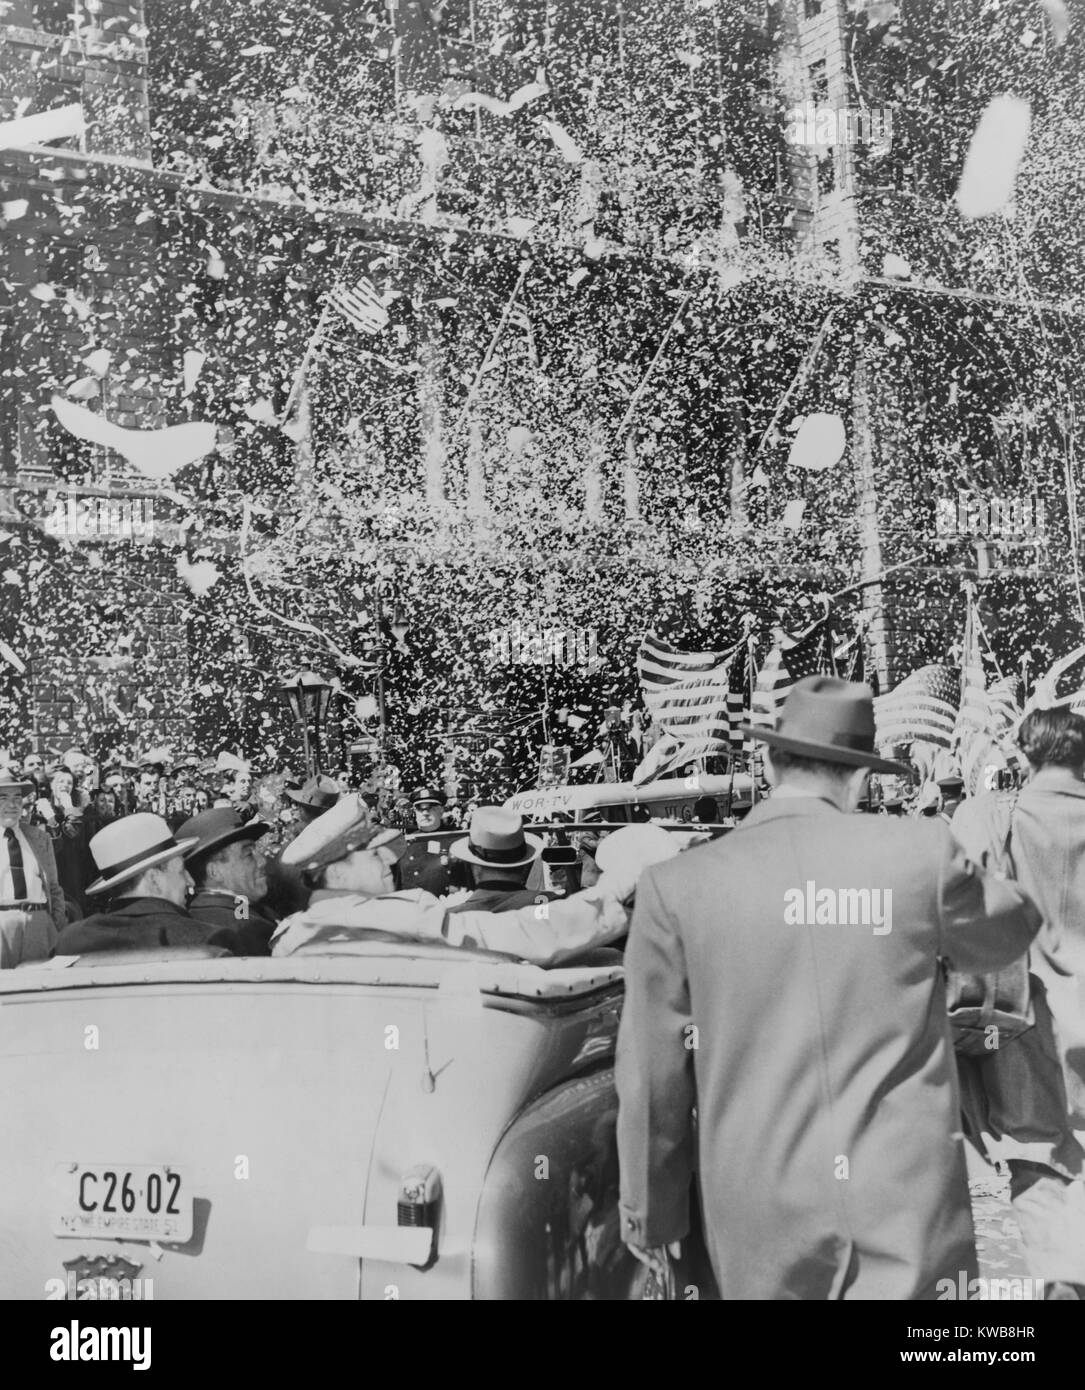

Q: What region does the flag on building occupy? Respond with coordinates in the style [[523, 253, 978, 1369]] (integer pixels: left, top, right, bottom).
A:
[[327, 275, 390, 335], [637, 633, 740, 748], [873, 665, 959, 751], [749, 618, 833, 727]]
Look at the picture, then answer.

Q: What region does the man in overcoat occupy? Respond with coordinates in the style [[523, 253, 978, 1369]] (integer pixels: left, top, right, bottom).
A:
[[0, 766, 67, 967], [616, 676, 1041, 1299]]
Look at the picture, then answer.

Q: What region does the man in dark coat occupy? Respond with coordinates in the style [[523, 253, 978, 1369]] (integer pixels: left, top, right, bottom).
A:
[[952, 707, 1085, 1295], [616, 676, 1041, 1300], [445, 807, 555, 914], [177, 808, 279, 955], [0, 766, 67, 967], [395, 785, 471, 897], [56, 814, 211, 955]]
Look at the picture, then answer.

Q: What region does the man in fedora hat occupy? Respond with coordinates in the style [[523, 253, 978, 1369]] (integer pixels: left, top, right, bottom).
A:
[[446, 807, 553, 915], [0, 766, 67, 968], [615, 675, 1042, 1300], [284, 774, 340, 826], [395, 785, 471, 898], [270, 794, 680, 967], [178, 808, 279, 955], [55, 814, 209, 956]]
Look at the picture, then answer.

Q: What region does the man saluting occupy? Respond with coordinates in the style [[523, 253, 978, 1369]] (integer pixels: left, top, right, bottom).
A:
[[616, 676, 1041, 1300]]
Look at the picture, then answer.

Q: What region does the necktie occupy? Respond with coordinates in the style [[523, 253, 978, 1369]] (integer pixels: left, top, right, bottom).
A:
[[4, 828, 27, 900]]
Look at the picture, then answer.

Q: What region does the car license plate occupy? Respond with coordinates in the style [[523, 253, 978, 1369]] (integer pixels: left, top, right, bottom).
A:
[[52, 1163, 192, 1243]]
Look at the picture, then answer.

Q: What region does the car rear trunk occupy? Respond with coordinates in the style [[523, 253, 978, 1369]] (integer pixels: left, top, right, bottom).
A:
[[0, 957, 621, 1299]]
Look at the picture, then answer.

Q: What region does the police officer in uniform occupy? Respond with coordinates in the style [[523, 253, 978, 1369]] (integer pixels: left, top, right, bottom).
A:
[[395, 786, 471, 897]]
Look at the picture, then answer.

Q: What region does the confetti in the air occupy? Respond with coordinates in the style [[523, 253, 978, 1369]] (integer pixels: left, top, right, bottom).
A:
[[787, 413, 847, 472], [955, 94, 1031, 220], [51, 394, 219, 479], [176, 554, 221, 597]]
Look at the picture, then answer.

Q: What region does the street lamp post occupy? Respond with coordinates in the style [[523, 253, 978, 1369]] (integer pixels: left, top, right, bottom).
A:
[[361, 587, 408, 771], [278, 669, 333, 778]]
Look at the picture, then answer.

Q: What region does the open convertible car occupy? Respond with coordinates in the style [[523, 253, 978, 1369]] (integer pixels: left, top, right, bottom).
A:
[[0, 937, 717, 1300]]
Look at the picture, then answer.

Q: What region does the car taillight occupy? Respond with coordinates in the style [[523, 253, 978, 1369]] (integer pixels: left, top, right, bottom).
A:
[[397, 1165, 440, 1269]]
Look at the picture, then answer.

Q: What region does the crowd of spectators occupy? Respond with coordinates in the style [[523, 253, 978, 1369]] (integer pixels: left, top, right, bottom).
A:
[[4, 744, 486, 924]]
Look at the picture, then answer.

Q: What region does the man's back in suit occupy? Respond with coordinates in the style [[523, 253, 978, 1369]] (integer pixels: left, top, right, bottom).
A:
[[617, 795, 1040, 1299]]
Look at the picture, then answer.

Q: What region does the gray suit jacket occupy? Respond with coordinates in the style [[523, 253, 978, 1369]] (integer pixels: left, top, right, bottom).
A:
[[19, 822, 67, 932], [615, 795, 1040, 1300]]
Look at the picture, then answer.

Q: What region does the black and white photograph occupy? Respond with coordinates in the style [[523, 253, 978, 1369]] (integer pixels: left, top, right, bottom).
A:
[[0, 0, 1082, 1348]]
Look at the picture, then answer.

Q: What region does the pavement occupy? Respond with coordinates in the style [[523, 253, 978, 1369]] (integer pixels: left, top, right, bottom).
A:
[[967, 1144, 1039, 1296]]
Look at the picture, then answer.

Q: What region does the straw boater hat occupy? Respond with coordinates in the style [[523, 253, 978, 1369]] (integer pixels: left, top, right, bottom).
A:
[[0, 766, 33, 794], [739, 675, 909, 777], [450, 807, 542, 870], [175, 808, 270, 867], [281, 793, 404, 875], [85, 813, 199, 897]]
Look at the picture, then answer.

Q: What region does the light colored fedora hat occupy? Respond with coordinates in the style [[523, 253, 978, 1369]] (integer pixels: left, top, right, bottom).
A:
[[0, 766, 33, 795], [86, 813, 199, 897], [450, 807, 542, 870]]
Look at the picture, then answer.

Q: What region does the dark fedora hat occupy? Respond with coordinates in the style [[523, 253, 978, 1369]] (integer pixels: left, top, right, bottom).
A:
[[284, 775, 340, 812], [176, 808, 270, 866], [740, 676, 909, 776]]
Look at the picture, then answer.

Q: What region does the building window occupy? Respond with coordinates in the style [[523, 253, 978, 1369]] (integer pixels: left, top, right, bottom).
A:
[[31, 2, 76, 34], [808, 59, 828, 104]]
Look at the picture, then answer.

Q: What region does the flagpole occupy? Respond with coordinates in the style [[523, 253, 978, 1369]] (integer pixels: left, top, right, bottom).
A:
[[753, 307, 837, 456], [747, 632, 760, 806], [611, 284, 695, 446], [451, 262, 531, 438], [279, 238, 351, 426], [279, 297, 334, 427]]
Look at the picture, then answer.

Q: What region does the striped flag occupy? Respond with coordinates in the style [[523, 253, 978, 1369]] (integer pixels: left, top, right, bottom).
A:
[[874, 665, 959, 751], [637, 633, 740, 748], [326, 276, 389, 335], [728, 642, 753, 752], [749, 619, 833, 728], [631, 730, 729, 786]]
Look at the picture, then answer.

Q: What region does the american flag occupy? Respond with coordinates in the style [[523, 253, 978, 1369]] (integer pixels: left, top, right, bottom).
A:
[[637, 633, 740, 748], [728, 641, 754, 752], [749, 619, 833, 728], [952, 600, 1023, 786], [873, 665, 959, 751], [631, 730, 730, 786], [326, 275, 389, 335]]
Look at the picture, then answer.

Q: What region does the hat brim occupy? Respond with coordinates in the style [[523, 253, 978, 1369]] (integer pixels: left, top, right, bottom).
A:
[[85, 836, 200, 897], [184, 819, 271, 866], [284, 789, 338, 809], [0, 779, 34, 794], [738, 724, 910, 777], [449, 832, 543, 869]]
